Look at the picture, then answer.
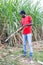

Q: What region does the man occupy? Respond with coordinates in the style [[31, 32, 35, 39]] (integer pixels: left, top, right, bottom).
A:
[[20, 10, 34, 63]]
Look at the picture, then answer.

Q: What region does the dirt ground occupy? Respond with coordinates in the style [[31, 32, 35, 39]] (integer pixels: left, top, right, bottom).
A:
[[0, 43, 42, 65]]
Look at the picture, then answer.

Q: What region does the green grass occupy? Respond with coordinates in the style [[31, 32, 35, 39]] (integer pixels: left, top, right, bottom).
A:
[[0, 46, 43, 65], [33, 51, 43, 61]]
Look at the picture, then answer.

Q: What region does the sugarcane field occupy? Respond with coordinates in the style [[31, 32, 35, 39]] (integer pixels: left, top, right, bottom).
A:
[[0, 0, 43, 65]]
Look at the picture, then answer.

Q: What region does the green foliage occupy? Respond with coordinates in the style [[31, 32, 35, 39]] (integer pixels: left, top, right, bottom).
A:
[[0, 0, 43, 44], [0, 0, 43, 29]]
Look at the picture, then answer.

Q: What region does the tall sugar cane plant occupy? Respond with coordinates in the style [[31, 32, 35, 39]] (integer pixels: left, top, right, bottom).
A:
[[0, 0, 43, 45]]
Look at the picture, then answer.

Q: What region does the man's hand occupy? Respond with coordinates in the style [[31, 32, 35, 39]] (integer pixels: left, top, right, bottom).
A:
[[19, 23, 33, 32], [23, 23, 33, 28]]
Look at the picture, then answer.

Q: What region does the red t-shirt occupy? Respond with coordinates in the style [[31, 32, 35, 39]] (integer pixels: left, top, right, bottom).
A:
[[21, 15, 32, 34]]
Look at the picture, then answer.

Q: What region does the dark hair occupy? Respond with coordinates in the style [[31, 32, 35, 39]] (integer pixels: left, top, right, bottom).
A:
[[20, 10, 26, 14]]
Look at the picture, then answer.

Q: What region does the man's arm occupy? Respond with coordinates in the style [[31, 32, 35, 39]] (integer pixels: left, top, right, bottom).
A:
[[19, 21, 33, 32], [23, 20, 33, 27]]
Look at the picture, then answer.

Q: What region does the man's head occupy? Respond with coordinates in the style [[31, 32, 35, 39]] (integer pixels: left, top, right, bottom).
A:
[[20, 10, 26, 18]]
